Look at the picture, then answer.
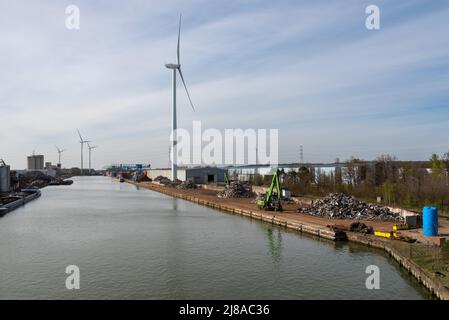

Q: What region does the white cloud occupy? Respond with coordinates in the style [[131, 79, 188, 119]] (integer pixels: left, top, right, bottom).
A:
[[1, 0, 449, 169]]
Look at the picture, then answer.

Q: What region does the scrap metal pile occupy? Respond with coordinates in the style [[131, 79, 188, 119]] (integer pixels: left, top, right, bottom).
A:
[[19, 171, 73, 189], [349, 222, 374, 234], [20, 171, 53, 188], [154, 176, 181, 187], [154, 175, 169, 183], [300, 193, 403, 222], [176, 180, 197, 189], [217, 181, 254, 198], [154, 175, 171, 185]]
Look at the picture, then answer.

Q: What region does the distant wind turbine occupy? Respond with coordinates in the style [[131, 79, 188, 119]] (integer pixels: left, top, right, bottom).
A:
[[165, 14, 196, 181], [87, 143, 98, 172], [77, 129, 91, 175], [55, 146, 66, 167]]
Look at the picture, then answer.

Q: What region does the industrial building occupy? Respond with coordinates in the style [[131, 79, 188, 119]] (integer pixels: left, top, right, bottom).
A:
[[27, 155, 45, 170], [13, 156, 58, 178], [0, 159, 11, 193], [147, 167, 227, 184]]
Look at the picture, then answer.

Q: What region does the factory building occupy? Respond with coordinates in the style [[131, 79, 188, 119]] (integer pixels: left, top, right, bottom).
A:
[[0, 160, 11, 193], [27, 155, 44, 170], [147, 167, 227, 184], [186, 167, 227, 184]]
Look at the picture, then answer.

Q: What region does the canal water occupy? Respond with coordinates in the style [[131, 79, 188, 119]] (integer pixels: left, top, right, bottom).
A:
[[0, 176, 431, 299]]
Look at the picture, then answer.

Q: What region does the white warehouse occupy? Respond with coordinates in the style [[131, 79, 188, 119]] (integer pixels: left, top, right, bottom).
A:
[[146, 167, 227, 184]]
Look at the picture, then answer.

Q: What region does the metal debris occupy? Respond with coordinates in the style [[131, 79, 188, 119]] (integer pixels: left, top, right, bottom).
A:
[[176, 180, 197, 189], [349, 222, 374, 234], [20, 171, 52, 187], [154, 176, 181, 187], [154, 175, 167, 182], [217, 181, 254, 198], [19, 171, 72, 189], [299, 193, 403, 222]]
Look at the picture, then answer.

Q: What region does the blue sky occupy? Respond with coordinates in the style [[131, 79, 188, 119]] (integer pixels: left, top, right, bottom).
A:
[[1, 0, 449, 169]]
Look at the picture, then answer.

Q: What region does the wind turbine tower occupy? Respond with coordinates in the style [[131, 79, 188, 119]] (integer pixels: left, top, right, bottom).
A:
[[55, 146, 66, 168], [77, 129, 91, 175], [165, 15, 196, 181], [87, 143, 98, 172]]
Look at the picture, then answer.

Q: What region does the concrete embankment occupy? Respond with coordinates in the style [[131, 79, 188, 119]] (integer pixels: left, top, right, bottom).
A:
[[129, 180, 449, 300], [348, 232, 449, 300]]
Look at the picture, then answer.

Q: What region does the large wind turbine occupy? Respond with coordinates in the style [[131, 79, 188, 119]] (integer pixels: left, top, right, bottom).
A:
[[77, 129, 91, 175], [87, 143, 98, 172], [165, 14, 196, 181], [55, 146, 66, 167]]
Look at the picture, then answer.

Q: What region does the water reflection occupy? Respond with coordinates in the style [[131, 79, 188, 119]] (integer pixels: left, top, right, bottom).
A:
[[267, 228, 282, 263], [171, 198, 178, 211]]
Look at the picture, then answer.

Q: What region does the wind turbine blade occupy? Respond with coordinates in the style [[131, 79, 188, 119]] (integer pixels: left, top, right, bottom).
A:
[[77, 129, 83, 142], [177, 14, 182, 65], [55, 146, 60, 152], [178, 68, 195, 112]]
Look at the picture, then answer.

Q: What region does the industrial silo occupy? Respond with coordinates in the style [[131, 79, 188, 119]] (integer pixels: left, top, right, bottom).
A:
[[0, 159, 11, 193]]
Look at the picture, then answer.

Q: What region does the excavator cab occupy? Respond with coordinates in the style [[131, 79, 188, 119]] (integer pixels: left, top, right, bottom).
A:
[[257, 169, 283, 212]]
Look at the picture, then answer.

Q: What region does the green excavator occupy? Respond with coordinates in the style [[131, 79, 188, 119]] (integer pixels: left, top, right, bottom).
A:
[[256, 169, 283, 212]]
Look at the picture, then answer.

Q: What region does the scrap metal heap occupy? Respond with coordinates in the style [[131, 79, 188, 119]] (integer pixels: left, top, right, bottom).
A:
[[299, 193, 403, 222], [20, 171, 54, 188], [176, 180, 197, 189], [349, 222, 374, 234], [217, 181, 254, 198], [19, 171, 73, 189], [154, 175, 181, 187]]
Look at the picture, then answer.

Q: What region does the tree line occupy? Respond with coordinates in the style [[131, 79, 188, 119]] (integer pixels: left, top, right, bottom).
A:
[[250, 153, 449, 214]]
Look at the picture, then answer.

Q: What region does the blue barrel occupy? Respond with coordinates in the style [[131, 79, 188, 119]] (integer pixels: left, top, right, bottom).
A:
[[423, 206, 438, 236]]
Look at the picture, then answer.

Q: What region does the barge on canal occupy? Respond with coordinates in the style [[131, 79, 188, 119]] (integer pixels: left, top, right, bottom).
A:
[[0, 189, 41, 217]]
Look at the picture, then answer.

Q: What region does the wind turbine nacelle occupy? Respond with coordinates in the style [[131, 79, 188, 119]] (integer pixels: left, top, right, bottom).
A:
[[165, 63, 180, 69]]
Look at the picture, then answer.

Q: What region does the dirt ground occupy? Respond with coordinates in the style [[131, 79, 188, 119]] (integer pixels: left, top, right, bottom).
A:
[[135, 181, 449, 243], [135, 181, 406, 233]]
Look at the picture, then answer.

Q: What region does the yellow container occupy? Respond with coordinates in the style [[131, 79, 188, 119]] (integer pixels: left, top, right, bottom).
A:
[[374, 230, 399, 239], [393, 224, 409, 231]]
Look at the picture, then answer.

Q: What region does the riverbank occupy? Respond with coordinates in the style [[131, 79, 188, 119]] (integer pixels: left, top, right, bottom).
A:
[[130, 180, 449, 300], [0, 189, 41, 217], [0, 172, 75, 218]]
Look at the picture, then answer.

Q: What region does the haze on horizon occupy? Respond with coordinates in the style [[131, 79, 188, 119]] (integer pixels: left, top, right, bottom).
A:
[[1, 0, 449, 170]]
